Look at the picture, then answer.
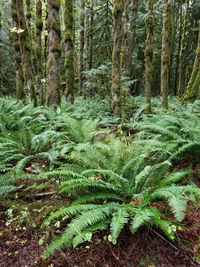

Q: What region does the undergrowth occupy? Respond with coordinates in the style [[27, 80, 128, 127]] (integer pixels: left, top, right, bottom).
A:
[[0, 97, 200, 258]]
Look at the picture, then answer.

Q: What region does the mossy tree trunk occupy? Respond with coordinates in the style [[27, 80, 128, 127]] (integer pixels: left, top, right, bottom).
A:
[[89, 3, 94, 70], [35, 0, 45, 105], [79, 0, 85, 93], [44, 0, 48, 84], [0, 6, 2, 93], [161, 0, 172, 109], [65, 0, 74, 104], [11, 0, 25, 101], [184, 22, 200, 102], [125, 0, 139, 79], [177, 0, 190, 97], [85, 7, 90, 72], [111, 0, 124, 117], [46, 0, 61, 107], [25, 0, 33, 54], [121, 0, 129, 71], [85, 3, 94, 72], [17, 0, 37, 106], [144, 0, 154, 113]]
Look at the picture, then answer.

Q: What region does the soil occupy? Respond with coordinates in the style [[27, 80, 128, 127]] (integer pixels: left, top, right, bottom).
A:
[[0, 198, 199, 267]]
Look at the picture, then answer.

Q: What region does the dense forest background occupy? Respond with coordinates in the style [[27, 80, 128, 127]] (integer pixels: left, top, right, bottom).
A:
[[0, 0, 199, 113], [0, 1, 200, 267]]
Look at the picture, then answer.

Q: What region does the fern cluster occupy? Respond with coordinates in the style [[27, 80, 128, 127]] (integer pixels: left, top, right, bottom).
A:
[[0, 97, 200, 257], [44, 152, 199, 256]]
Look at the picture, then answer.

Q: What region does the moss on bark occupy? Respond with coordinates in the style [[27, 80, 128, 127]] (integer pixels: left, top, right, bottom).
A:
[[111, 0, 124, 117], [144, 0, 154, 113], [0, 7, 2, 93], [184, 22, 200, 102], [125, 0, 139, 79], [177, 0, 190, 97], [17, 0, 37, 106], [46, 0, 61, 107], [161, 0, 172, 109], [65, 0, 75, 104], [79, 0, 85, 93], [11, 0, 25, 101], [35, 0, 45, 105]]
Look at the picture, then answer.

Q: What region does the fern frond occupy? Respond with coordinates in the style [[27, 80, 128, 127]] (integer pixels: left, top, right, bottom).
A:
[[0, 185, 16, 195], [43, 170, 85, 180], [110, 207, 129, 244], [151, 186, 187, 221], [44, 205, 112, 256], [130, 208, 160, 234], [159, 169, 192, 186], [72, 192, 124, 204], [59, 179, 117, 195], [45, 204, 100, 224]]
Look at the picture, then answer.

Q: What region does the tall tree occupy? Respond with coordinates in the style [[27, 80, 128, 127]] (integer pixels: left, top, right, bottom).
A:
[[0, 6, 2, 93], [85, 3, 94, 72], [46, 0, 61, 107], [11, 0, 25, 101], [144, 0, 154, 113], [89, 3, 94, 70], [177, 0, 190, 97], [111, 0, 124, 117], [125, 0, 139, 79], [65, 0, 74, 104], [184, 22, 200, 102], [161, 0, 172, 109], [35, 0, 44, 104], [17, 0, 37, 106], [79, 0, 85, 93]]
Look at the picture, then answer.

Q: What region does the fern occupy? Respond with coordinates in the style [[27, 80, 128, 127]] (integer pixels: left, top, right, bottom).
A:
[[130, 208, 160, 234], [110, 207, 129, 244]]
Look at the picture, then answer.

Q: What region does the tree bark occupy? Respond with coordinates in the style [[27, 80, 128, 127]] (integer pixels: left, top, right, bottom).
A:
[[17, 0, 37, 106], [65, 0, 75, 104], [144, 0, 154, 113], [184, 22, 200, 102], [35, 0, 45, 105], [125, 0, 139, 79], [79, 0, 85, 94], [161, 0, 172, 109], [11, 0, 25, 101], [0, 6, 2, 93], [46, 0, 61, 107], [177, 0, 190, 97], [111, 0, 124, 117]]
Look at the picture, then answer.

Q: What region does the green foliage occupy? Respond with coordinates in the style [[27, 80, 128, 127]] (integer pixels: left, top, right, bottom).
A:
[[0, 97, 200, 259], [43, 142, 199, 256]]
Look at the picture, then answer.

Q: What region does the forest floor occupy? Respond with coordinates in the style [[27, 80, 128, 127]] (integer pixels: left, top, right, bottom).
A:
[[0, 188, 200, 267]]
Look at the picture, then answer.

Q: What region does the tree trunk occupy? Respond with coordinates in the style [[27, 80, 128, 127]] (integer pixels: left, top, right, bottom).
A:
[[46, 0, 61, 107], [79, 0, 85, 93], [125, 0, 139, 79], [144, 0, 154, 113], [35, 0, 44, 105], [0, 6, 2, 93], [177, 0, 190, 97], [161, 0, 172, 109], [65, 0, 75, 104], [25, 0, 33, 55], [184, 22, 200, 102], [111, 0, 124, 117], [121, 0, 129, 70], [17, 0, 37, 106], [89, 3, 94, 70], [11, 0, 25, 101]]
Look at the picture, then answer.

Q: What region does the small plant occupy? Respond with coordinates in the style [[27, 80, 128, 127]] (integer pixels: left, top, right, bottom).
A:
[[44, 157, 200, 256]]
